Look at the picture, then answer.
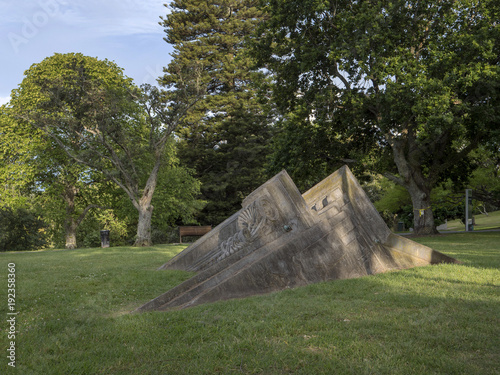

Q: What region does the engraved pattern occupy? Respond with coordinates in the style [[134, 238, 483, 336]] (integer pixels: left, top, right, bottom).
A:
[[187, 197, 280, 271]]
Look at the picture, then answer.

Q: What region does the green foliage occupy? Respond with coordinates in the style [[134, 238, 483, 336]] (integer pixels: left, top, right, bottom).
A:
[[373, 177, 410, 227], [74, 208, 132, 248], [374, 177, 467, 229], [177, 105, 272, 224], [7, 52, 202, 246], [10, 52, 144, 185], [1, 102, 115, 249], [254, 0, 500, 233], [468, 147, 500, 209], [163, 0, 273, 225], [0, 207, 48, 251], [5, 53, 145, 247], [151, 165, 205, 228], [0, 105, 40, 208], [268, 105, 347, 191]]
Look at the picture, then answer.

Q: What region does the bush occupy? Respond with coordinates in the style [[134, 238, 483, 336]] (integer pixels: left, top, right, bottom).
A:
[[77, 211, 132, 248], [151, 226, 179, 244], [0, 207, 48, 251]]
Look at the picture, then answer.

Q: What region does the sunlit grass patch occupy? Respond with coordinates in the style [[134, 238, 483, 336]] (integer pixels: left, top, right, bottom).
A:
[[444, 210, 500, 231], [0, 234, 499, 374]]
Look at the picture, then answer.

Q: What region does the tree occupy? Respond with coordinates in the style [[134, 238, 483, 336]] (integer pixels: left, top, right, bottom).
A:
[[254, 0, 500, 234], [151, 163, 205, 228], [10, 53, 202, 246], [266, 100, 375, 191], [1, 104, 108, 249], [162, 0, 273, 224]]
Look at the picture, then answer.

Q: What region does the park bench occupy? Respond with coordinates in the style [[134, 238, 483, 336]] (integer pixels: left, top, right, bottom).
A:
[[178, 225, 212, 243]]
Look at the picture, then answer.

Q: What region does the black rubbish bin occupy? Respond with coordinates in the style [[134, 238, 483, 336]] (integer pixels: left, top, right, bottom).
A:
[[100, 230, 110, 248], [397, 221, 405, 232]]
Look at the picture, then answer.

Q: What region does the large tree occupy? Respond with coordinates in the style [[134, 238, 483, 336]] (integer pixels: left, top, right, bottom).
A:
[[10, 53, 201, 246], [254, 0, 500, 234], [161, 0, 273, 225], [1, 104, 107, 249]]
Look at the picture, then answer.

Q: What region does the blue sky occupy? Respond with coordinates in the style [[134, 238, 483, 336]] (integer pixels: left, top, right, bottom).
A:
[[0, 0, 173, 105]]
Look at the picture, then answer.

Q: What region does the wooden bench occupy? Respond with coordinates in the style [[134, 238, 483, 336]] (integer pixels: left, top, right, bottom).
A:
[[178, 226, 212, 243]]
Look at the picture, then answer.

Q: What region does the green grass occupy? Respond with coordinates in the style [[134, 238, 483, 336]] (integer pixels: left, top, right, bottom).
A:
[[443, 210, 500, 231], [1, 234, 499, 374]]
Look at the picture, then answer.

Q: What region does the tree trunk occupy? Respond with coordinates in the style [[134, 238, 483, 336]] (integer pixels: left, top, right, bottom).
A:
[[62, 183, 99, 249], [389, 138, 439, 236], [132, 161, 161, 247], [406, 182, 438, 235], [134, 203, 153, 246], [63, 185, 79, 249], [65, 223, 78, 249]]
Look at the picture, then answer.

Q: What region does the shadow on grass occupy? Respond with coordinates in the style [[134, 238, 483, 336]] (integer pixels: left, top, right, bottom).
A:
[[93, 265, 500, 375], [2, 236, 499, 374]]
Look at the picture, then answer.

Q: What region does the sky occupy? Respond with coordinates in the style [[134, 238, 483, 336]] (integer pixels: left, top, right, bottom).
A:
[[0, 0, 173, 106]]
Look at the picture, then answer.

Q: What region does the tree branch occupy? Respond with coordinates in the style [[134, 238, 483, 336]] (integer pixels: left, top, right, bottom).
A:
[[21, 115, 139, 205], [383, 172, 405, 187], [75, 204, 109, 227]]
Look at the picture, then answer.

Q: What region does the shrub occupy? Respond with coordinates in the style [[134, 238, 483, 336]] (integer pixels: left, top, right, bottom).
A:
[[0, 207, 48, 251]]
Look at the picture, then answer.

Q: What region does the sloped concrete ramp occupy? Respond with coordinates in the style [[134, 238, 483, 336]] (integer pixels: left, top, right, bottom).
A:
[[136, 166, 458, 312]]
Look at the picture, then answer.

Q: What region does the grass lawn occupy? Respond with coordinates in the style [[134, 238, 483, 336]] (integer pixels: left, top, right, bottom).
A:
[[1, 233, 499, 374], [442, 210, 500, 231]]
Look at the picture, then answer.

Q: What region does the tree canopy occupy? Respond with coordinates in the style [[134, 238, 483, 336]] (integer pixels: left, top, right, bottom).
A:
[[9, 52, 202, 246], [2, 1, 499, 249], [254, 0, 500, 234], [162, 0, 274, 225]]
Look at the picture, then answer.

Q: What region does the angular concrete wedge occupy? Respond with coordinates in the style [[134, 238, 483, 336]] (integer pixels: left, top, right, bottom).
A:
[[136, 166, 458, 312]]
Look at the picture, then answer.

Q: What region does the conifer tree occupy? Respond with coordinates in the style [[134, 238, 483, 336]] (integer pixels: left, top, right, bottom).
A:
[[161, 0, 272, 225]]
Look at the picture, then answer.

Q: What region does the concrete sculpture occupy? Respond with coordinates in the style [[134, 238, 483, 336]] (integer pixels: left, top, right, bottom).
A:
[[136, 166, 457, 312]]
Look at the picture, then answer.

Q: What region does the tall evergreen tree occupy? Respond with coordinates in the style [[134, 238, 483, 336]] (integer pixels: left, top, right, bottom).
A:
[[161, 0, 272, 225]]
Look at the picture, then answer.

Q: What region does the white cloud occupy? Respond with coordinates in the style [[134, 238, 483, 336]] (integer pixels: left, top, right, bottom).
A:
[[1, 0, 167, 39], [0, 0, 172, 99], [56, 0, 167, 37], [0, 96, 10, 106]]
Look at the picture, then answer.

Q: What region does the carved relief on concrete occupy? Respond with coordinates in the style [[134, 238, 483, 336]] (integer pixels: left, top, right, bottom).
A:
[[187, 196, 280, 271], [136, 166, 459, 313]]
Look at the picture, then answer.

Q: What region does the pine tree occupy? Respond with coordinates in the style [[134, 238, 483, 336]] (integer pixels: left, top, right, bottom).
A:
[[161, 0, 272, 225]]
